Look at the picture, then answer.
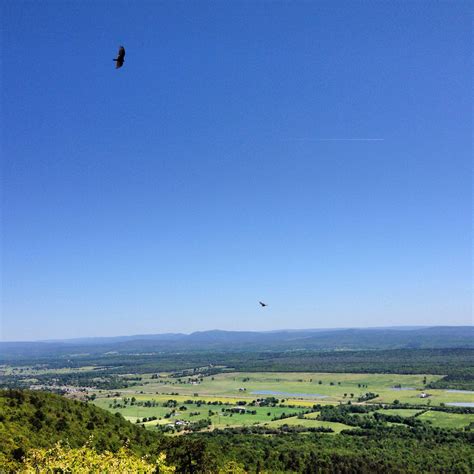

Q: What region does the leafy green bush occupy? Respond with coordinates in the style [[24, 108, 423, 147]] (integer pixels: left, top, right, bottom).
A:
[[20, 442, 175, 473]]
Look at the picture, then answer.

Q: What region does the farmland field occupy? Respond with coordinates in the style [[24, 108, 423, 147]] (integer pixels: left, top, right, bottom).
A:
[[93, 396, 305, 428], [3, 359, 473, 433], [98, 371, 473, 406], [417, 411, 473, 429], [88, 370, 474, 432], [266, 415, 353, 433]]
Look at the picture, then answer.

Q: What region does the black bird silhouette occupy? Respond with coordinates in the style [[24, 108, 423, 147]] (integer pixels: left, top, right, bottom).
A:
[[259, 301, 268, 307], [113, 46, 125, 69]]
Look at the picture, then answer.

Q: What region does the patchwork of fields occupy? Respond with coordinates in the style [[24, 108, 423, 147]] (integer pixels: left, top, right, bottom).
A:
[[101, 371, 474, 405], [90, 371, 474, 432]]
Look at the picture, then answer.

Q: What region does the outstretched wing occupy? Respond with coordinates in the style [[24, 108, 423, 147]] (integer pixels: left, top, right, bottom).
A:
[[115, 46, 125, 69]]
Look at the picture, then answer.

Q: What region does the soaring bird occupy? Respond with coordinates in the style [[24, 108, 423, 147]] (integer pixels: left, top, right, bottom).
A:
[[113, 46, 125, 69], [259, 301, 268, 307]]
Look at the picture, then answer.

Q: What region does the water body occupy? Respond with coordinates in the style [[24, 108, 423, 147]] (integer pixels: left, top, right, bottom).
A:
[[252, 390, 328, 399], [445, 389, 474, 394], [446, 402, 474, 408]]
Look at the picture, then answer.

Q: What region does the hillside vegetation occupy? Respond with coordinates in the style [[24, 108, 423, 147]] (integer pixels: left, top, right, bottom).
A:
[[1, 389, 473, 473], [0, 389, 163, 471]]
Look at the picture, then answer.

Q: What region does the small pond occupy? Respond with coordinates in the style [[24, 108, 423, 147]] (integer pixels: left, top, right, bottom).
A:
[[252, 390, 328, 399], [445, 402, 474, 408], [445, 390, 474, 394]]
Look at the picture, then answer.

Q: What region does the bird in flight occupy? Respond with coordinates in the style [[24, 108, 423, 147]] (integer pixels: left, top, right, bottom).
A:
[[259, 301, 268, 307], [114, 46, 125, 69]]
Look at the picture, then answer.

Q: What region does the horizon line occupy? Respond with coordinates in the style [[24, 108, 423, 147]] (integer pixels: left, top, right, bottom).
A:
[[1, 324, 472, 344]]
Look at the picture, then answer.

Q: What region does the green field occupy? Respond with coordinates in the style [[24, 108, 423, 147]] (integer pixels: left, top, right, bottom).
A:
[[1, 361, 472, 436], [110, 371, 473, 407], [370, 408, 473, 429], [265, 415, 353, 433], [93, 396, 305, 429], [417, 411, 473, 429], [88, 370, 474, 433], [93, 392, 356, 432]]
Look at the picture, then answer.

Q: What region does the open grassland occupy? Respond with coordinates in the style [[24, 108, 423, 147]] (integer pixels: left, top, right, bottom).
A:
[[265, 411, 354, 433], [417, 411, 473, 429], [372, 408, 473, 429], [373, 388, 474, 406], [93, 396, 304, 428], [265, 415, 353, 433]]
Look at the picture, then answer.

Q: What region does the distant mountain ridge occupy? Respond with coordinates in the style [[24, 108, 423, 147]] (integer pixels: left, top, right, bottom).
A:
[[1, 326, 472, 361], [36, 325, 445, 344]]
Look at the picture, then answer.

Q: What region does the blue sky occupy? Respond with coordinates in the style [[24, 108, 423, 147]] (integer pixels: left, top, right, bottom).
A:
[[1, 1, 471, 341]]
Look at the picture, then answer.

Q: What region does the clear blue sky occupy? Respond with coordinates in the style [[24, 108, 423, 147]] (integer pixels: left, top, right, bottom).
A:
[[1, 1, 471, 341]]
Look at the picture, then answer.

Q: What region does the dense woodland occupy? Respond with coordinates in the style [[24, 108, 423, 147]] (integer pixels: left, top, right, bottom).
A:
[[0, 390, 161, 469], [1, 389, 473, 473], [2, 348, 473, 391]]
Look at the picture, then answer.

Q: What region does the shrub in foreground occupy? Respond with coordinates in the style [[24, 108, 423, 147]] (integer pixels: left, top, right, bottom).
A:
[[19, 442, 175, 474]]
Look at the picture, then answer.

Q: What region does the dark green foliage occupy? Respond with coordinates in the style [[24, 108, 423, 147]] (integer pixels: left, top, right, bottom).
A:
[[0, 389, 162, 466], [427, 372, 474, 391], [163, 437, 218, 473], [318, 404, 381, 428], [214, 425, 334, 435], [357, 392, 379, 402], [223, 348, 474, 377], [196, 429, 474, 473]]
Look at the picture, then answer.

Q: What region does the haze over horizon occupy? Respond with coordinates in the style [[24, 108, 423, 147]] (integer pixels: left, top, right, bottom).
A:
[[2, 1, 472, 341], [3, 324, 468, 344]]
